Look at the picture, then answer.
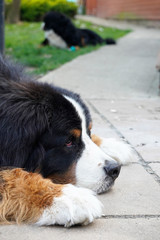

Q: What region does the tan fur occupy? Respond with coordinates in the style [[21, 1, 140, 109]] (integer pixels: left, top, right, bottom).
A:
[[81, 37, 86, 46], [48, 163, 76, 185], [91, 134, 102, 147], [89, 122, 92, 130], [0, 168, 63, 225], [71, 129, 81, 138]]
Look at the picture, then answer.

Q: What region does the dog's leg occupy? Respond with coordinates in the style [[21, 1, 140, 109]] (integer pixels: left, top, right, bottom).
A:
[[91, 134, 135, 165], [0, 168, 102, 227], [41, 38, 49, 46]]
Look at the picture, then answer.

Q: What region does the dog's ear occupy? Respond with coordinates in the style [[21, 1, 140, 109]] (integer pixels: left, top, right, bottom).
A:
[[0, 98, 48, 170], [25, 142, 45, 172]]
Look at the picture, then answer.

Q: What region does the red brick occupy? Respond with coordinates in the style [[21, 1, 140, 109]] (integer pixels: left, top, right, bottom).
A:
[[86, 0, 160, 20]]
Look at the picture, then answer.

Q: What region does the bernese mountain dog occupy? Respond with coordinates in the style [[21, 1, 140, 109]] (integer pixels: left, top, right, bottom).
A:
[[41, 11, 116, 49], [0, 57, 134, 227]]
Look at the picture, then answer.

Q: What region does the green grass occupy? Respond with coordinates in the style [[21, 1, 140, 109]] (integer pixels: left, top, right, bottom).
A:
[[5, 20, 131, 75]]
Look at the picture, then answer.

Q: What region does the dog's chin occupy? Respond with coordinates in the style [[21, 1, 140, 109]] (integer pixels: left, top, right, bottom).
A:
[[76, 177, 115, 195], [94, 177, 115, 194]]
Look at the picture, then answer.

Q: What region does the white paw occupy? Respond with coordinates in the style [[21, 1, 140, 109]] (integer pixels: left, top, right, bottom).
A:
[[36, 184, 103, 227], [100, 137, 136, 165]]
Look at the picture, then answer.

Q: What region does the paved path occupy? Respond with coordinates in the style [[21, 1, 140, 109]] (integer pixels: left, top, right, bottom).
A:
[[1, 16, 160, 240]]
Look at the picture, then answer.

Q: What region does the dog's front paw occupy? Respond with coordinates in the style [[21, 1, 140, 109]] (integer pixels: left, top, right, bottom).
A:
[[36, 184, 102, 227], [100, 137, 136, 165]]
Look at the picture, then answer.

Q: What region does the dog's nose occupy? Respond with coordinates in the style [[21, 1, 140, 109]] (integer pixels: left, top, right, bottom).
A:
[[104, 161, 121, 180]]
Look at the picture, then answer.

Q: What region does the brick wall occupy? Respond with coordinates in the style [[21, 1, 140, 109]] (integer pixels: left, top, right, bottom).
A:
[[86, 0, 160, 20]]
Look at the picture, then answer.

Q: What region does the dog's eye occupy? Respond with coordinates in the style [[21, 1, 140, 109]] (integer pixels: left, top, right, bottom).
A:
[[65, 136, 75, 147], [65, 140, 73, 147]]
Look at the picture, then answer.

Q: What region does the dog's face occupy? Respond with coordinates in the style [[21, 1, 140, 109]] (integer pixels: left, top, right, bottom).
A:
[[42, 11, 67, 32], [38, 89, 121, 194]]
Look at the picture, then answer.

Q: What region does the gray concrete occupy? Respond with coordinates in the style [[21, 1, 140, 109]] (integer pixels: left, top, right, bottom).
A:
[[1, 17, 160, 239], [1, 218, 160, 240]]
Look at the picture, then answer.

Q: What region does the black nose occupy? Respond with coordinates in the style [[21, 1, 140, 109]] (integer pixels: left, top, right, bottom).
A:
[[104, 161, 121, 180]]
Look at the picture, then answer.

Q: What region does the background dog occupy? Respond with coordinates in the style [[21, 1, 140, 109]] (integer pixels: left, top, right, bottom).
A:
[[0, 57, 134, 226], [41, 11, 116, 48]]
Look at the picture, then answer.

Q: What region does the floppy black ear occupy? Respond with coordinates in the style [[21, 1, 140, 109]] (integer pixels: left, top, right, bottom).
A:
[[25, 142, 45, 172], [0, 97, 48, 170]]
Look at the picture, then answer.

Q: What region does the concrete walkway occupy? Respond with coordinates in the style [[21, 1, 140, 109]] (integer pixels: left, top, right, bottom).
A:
[[1, 17, 160, 240]]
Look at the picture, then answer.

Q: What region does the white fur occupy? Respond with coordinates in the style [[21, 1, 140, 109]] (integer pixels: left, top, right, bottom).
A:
[[36, 184, 102, 227], [64, 96, 117, 193], [99, 137, 136, 165], [41, 22, 45, 30], [44, 29, 67, 49]]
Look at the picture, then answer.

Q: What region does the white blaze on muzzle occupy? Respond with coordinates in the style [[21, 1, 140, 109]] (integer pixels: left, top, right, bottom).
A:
[[64, 96, 119, 193]]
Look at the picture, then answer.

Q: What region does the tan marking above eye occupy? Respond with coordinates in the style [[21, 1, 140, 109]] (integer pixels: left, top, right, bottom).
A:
[[70, 129, 81, 138]]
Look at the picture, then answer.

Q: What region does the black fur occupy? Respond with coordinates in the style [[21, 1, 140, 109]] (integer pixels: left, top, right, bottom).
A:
[[0, 56, 91, 179], [41, 11, 116, 47]]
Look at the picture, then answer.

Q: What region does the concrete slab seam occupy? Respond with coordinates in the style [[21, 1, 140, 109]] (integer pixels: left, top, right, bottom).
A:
[[87, 100, 160, 186], [100, 214, 160, 219]]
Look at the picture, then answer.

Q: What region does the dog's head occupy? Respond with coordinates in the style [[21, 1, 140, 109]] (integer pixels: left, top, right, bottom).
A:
[[0, 57, 121, 194], [42, 11, 69, 33], [35, 87, 121, 194]]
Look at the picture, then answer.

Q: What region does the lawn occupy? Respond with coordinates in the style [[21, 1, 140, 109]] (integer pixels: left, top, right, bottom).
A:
[[5, 19, 131, 76]]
